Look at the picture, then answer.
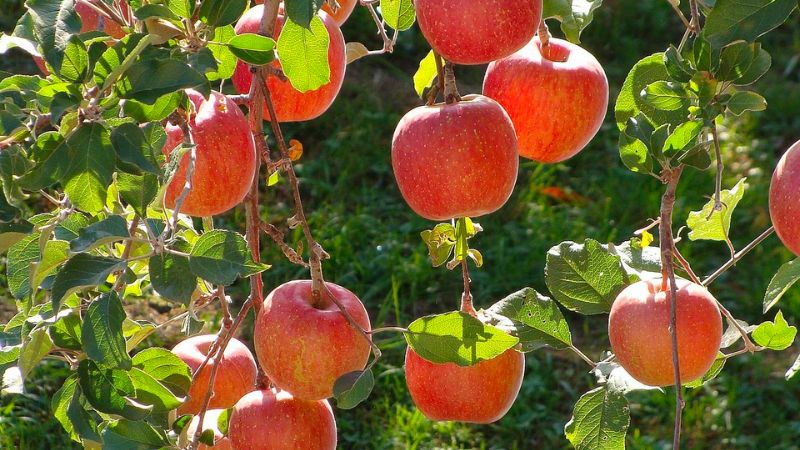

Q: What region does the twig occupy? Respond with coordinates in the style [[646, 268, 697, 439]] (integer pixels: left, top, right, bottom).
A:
[[367, 326, 409, 335], [702, 226, 775, 286], [321, 283, 381, 360], [262, 223, 309, 267], [113, 216, 140, 292], [360, 0, 394, 54], [216, 285, 232, 328], [666, 0, 692, 29], [569, 345, 597, 368]]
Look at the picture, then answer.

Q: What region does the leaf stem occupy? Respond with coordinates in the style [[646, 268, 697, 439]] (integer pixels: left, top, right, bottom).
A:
[[702, 226, 775, 286]]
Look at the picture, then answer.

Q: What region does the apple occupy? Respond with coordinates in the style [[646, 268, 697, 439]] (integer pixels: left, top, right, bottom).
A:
[[76, 0, 129, 39], [172, 334, 258, 415], [391, 94, 519, 221], [608, 278, 723, 387], [404, 346, 525, 423], [162, 89, 257, 217], [483, 37, 609, 163], [178, 409, 233, 450], [770, 139, 800, 256], [228, 389, 337, 450], [232, 5, 346, 122], [254, 0, 357, 25], [254, 280, 371, 400], [414, 0, 541, 65]]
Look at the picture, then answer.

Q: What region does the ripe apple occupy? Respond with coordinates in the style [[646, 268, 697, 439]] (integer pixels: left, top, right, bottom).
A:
[[608, 278, 723, 387], [76, 0, 129, 39], [253, 0, 357, 25], [229, 389, 337, 450], [391, 94, 519, 221], [770, 139, 800, 256], [404, 346, 525, 423], [232, 6, 346, 122], [178, 409, 233, 450], [414, 0, 541, 65], [171, 334, 258, 415], [483, 37, 609, 163], [162, 89, 257, 217]]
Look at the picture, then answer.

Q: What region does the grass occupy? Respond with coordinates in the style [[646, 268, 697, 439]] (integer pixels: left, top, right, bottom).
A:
[[1, 1, 800, 449]]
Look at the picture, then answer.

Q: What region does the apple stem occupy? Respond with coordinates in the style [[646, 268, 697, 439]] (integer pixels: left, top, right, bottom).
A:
[[537, 20, 552, 60], [456, 218, 476, 316], [443, 61, 461, 104]]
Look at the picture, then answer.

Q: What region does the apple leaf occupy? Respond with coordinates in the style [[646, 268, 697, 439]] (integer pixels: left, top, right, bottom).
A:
[[543, 0, 604, 44], [764, 258, 800, 313], [333, 369, 375, 410], [150, 251, 197, 304], [413, 50, 437, 99], [52, 375, 101, 443], [277, 15, 331, 93], [684, 352, 726, 388], [641, 81, 695, 111], [564, 385, 630, 450], [615, 53, 690, 130], [227, 33, 276, 66], [381, 0, 416, 31], [81, 292, 132, 370], [131, 348, 192, 397], [284, 0, 325, 29], [78, 360, 149, 420], [25, 0, 81, 80], [726, 91, 767, 116], [70, 216, 129, 253], [752, 311, 797, 351], [483, 288, 573, 352], [420, 223, 456, 267], [703, 0, 797, 49], [101, 419, 170, 449], [611, 239, 662, 280], [198, 0, 247, 27], [189, 230, 269, 285], [7, 233, 41, 299], [686, 178, 747, 242], [18, 327, 53, 381], [345, 42, 369, 64], [51, 254, 126, 312]]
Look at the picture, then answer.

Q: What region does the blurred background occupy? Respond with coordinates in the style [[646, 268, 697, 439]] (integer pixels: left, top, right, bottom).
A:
[[1, 1, 800, 448]]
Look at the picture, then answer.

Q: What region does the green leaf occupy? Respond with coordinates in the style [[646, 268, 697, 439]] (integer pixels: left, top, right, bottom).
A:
[[615, 53, 690, 130], [25, 0, 81, 80], [31, 239, 70, 289], [404, 311, 519, 366], [124, 319, 156, 353], [686, 178, 747, 242], [149, 252, 196, 303], [198, 0, 248, 27], [618, 131, 652, 173], [734, 44, 771, 85], [420, 223, 456, 267], [52, 375, 101, 443], [82, 292, 132, 369], [663, 119, 703, 157], [611, 240, 662, 280], [764, 259, 800, 313], [542, 0, 604, 43], [63, 122, 116, 214], [228, 33, 277, 66], [70, 215, 129, 252], [19, 327, 53, 380], [664, 45, 694, 83], [207, 25, 237, 81], [752, 311, 797, 350], [59, 35, 89, 83], [78, 359, 149, 420], [413, 50, 438, 98], [134, 4, 181, 21], [484, 288, 572, 352], [111, 122, 163, 175], [277, 15, 331, 93], [123, 92, 182, 122], [703, 0, 797, 49], [165, 0, 195, 18], [333, 369, 374, 410], [284, 0, 324, 28], [685, 352, 726, 388], [118, 173, 159, 216], [381, 0, 416, 31], [564, 386, 630, 450], [117, 58, 208, 104], [189, 230, 269, 285], [50, 311, 83, 350], [51, 254, 126, 311], [132, 348, 192, 396], [726, 90, 767, 116], [545, 239, 629, 315], [7, 233, 41, 299], [641, 81, 694, 111], [101, 419, 170, 449], [129, 367, 183, 411]]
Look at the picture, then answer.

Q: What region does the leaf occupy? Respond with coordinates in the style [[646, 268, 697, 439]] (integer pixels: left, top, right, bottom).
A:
[[611, 239, 662, 279], [333, 369, 374, 409], [59, 35, 89, 83], [726, 91, 767, 116], [124, 319, 156, 353], [543, 0, 604, 43], [50, 311, 82, 350], [615, 53, 690, 130], [764, 259, 800, 313], [685, 353, 726, 388], [207, 25, 238, 81], [132, 348, 192, 396], [70, 215, 129, 252], [618, 131, 652, 173], [18, 327, 53, 380], [123, 92, 182, 122], [277, 15, 331, 93], [228, 33, 276, 66], [134, 4, 181, 21], [413, 50, 437, 98], [165, 0, 195, 18], [564, 386, 630, 450], [189, 230, 269, 285], [149, 252, 196, 304], [545, 239, 629, 315], [284, 0, 324, 28], [484, 288, 572, 352], [345, 42, 369, 64], [82, 292, 132, 370], [420, 223, 456, 267], [129, 367, 183, 411], [117, 58, 208, 104], [31, 239, 70, 290], [101, 419, 170, 449], [118, 172, 158, 216], [404, 311, 519, 366], [51, 254, 126, 311], [642, 81, 694, 111], [63, 122, 116, 214], [52, 375, 101, 443], [7, 233, 41, 299], [686, 178, 747, 242], [663, 119, 704, 157], [381, 0, 416, 31], [703, 0, 797, 49], [752, 311, 797, 350], [198, 0, 247, 26], [111, 122, 163, 175], [78, 359, 148, 420], [25, 0, 81, 80], [734, 44, 771, 85]]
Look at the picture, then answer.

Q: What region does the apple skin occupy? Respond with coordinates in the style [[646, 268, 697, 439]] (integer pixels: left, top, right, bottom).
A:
[[254, 280, 371, 401], [76, 0, 128, 39], [770, 140, 800, 256], [608, 278, 723, 387], [232, 6, 346, 122], [391, 94, 519, 221], [483, 37, 609, 163], [228, 389, 337, 450], [171, 334, 258, 415], [404, 346, 525, 424], [179, 409, 233, 450], [254, 0, 357, 25], [415, 0, 541, 65], [162, 89, 257, 217]]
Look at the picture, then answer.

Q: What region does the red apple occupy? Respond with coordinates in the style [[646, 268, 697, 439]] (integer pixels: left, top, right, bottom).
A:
[[172, 334, 258, 415], [254, 0, 357, 25], [228, 389, 336, 450], [391, 94, 519, 221], [254, 280, 371, 401], [76, 0, 129, 39], [232, 6, 346, 122], [404, 346, 525, 423], [414, 0, 541, 65], [770, 139, 800, 256], [483, 37, 609, 163], [162, 89, 257, 217], [608, 278, 723, 387], [179, 409, 233, 450]]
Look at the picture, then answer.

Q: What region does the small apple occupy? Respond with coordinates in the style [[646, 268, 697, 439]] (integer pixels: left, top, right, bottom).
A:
[[770, 139, 800, 256], [178, 408, 233, 450], [414, 0, 541, 65], [391, 94, 519, 221], [254, 280, 371, 401], [162, 89, 257, 217], [172, 334, 258, 415], [232, 6, 346, 122], [228, 389, 337, 450], [404, 346, 525, 423], [608, 278, 723, 387], [483, 37, 609, 163]]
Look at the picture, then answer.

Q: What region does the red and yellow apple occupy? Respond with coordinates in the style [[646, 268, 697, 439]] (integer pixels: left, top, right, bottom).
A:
[[770, 139, 800, 256], [391, 94, 519, 221], [608, 278, 722, 387], [483, 37, 609, 163], [171, 334, 258, 415], [404, 346, 525, 423], [76, 0, 129, 39], [232, 5, 346, 122], [179, 409, 233, 450], [415, 0, 541, 65], [254, 280, 371, 400], [228, 389, 336, 450], [162, 89, 257, 217]]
